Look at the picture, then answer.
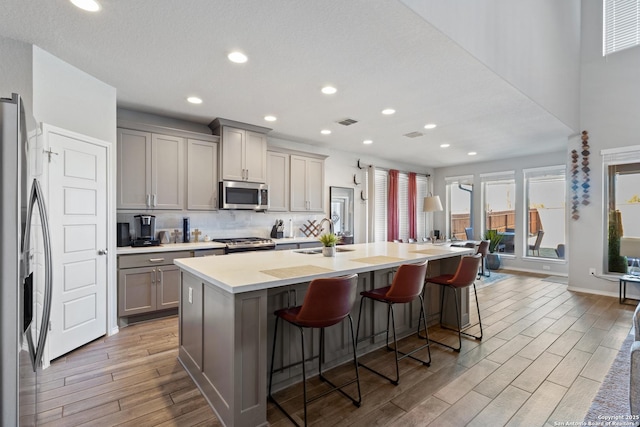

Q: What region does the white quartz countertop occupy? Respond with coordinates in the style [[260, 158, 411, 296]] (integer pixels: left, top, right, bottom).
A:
[[116, 241, 227, 255], [174, 241, 474, 294]]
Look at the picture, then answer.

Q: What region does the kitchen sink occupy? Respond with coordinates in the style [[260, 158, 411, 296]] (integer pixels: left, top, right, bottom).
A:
[[294, 247, 355, 255]]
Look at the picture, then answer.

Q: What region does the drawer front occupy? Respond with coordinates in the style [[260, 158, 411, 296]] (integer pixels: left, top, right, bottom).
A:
[[118, 251, 192, 268]]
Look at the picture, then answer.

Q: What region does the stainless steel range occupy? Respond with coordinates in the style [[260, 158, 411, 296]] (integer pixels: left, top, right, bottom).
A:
[[212, 237, 275, 254]]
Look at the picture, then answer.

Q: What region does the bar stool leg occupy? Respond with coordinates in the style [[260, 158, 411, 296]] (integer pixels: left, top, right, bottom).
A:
[[347, 315, 362, 407], [300, 326, 308, 427], [268, 316, 280, 398]]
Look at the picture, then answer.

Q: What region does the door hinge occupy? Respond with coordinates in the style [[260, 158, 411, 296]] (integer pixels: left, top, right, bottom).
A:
[[48, 321, 52, 331]]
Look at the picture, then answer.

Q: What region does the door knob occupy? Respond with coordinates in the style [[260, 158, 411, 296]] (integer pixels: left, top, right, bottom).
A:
[[98, 249, 108, 255]]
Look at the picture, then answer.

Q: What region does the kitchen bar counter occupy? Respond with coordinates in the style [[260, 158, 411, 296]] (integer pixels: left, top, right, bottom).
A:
[[175, 242, 473, 427]]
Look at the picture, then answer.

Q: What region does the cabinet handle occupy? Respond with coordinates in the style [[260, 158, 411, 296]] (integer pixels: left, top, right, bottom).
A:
[[146, 194, 151, 207], [158, 269, 163, 283], [149, 258, 165, 263], [150, 271, 155, 284], [153, 194, 157, 207]]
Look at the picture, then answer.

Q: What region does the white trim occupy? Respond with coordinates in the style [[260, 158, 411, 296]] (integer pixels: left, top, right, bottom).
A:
[[479, 170, 516, 181], [444, 174, 473, 184], [601, 144, 640, 164]]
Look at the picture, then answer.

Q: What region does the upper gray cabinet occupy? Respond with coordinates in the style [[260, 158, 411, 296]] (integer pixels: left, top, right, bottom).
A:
[[266, 151, 289, 212], [290, 154, 325, 212], [187, 139, 218, 210], [117, 128, 184, 210], [210, 118, 271, 184]]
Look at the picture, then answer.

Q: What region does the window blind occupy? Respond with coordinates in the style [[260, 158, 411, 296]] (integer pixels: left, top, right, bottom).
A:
[[604, 0, 640, 55], [374, 169, 388, 242]]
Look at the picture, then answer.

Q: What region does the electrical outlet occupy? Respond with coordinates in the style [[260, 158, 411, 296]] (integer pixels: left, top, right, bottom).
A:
[[589, 268, 596, 276], [188, 287, 193, 304]]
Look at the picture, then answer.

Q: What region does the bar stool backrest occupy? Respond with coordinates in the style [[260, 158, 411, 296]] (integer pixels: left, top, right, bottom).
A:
[[476, 240, 489, 257], [296, 274, 358, 328], [384, 261, 428, 303], [446, 255, 482, 288]]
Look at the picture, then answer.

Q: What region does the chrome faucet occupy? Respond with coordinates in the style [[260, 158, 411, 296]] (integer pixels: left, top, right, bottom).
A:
[[319, 217, 334, 235]]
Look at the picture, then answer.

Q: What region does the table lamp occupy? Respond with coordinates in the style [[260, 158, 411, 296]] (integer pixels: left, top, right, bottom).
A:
[[620, 237, 640, 275], [423, 195, 443, 241]]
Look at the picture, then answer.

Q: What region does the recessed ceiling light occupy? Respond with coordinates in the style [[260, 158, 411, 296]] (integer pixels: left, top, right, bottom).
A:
[[264, 115, 277, 122], [363, 140, 373, 145], [321, 86, 337, 95], [321, 129, 332, 135], [382, 108, 396, 115], [440, 143, 450, 148], [468, 151, 477, 156], [228, 51, 248, 64], [424, 123, 437, 129], [187, 96, 203, 104], [70, 0, 101, 12]]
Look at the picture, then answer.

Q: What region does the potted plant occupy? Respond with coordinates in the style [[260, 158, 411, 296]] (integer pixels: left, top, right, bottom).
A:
[[319, 233, 338, 257], [483, 229, 504, 270]]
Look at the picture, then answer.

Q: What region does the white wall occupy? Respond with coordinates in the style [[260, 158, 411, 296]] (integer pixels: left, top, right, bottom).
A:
[[433, 150, 568, 276], [401, 0, 581, 131], [0, 36, 33, 111], [568, 1, 640, 297]]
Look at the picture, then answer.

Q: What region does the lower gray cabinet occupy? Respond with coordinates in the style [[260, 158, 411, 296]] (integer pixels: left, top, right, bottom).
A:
[[118, 251, 190, 316], [180, 275, 203, 370]]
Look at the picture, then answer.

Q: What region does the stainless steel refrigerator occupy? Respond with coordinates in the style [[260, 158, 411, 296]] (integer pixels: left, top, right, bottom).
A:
[[1, 93, 53, 426]]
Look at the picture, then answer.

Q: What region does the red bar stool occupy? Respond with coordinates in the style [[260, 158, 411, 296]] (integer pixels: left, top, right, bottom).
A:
[[268, 274, 361, 426], [426, 254, 483, 352], [355, 261, 430, 385]]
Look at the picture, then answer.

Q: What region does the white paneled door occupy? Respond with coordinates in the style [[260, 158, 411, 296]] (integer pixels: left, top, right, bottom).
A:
[[47, 128, 107, 360]]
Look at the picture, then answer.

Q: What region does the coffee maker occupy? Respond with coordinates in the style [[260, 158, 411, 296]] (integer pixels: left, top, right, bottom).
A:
[[132, 214, 160, 247]]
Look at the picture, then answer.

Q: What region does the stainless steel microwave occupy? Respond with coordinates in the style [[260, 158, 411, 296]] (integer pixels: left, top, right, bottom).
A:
[[219, 181, 269, 210]]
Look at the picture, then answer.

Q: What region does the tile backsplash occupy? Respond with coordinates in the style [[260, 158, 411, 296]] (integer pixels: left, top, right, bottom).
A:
[[117, 210, 327, 242]]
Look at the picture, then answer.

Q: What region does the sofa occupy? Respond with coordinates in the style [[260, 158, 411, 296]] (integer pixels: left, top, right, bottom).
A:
[[631, 303, 640, 416]]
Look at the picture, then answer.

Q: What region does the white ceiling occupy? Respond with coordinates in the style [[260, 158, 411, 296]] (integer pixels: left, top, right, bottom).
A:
[[0, 0, 574, 168]]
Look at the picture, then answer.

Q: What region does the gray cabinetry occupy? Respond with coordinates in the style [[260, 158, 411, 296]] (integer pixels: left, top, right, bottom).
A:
[[117, 128, 184, 210], [266, 151, 289, 211], [187, 139, 218, 210], [215, 123, 268, 183], [118, 251, 190, 316], [290, 154, 324, 212], [180, 276, 203, 370]]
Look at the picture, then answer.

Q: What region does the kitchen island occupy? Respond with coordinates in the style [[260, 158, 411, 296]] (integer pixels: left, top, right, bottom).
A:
[[174, 241, 474, 426]]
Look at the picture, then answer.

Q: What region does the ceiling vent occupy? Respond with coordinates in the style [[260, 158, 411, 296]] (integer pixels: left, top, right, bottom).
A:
[[337, 118, 358, 126], [404, 131, 424, 138]]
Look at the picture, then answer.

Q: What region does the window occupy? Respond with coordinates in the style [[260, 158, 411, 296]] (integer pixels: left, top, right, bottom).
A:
[[523, 166, 566, 259], [604, 0, 640, 56], [446, 175, 473, 240], [481, 171, 516, 254], [373, 169, 430, 242]]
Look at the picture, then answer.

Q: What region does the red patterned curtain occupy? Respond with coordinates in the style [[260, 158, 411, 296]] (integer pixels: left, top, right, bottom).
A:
[[387, 169, 399, 241], [408, 172, 417, 239]]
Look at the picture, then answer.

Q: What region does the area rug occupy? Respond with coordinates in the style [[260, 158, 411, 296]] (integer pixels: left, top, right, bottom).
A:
[[476, 272, 510, 289], [584, 331, 633, 423]]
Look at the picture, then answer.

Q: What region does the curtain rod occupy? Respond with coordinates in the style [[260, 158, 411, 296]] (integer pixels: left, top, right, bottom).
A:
[[357, 160, 430, 177]]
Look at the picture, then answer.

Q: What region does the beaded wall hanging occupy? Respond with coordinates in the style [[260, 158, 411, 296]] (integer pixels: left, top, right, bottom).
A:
[[571, 130, 590, 220]]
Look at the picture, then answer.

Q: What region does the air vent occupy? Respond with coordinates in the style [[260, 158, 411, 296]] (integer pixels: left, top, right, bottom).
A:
[[404, 131, 424, 138], [337, 118, 358, 126]]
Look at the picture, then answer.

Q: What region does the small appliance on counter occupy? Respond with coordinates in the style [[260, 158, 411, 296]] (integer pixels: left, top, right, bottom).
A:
[[132, 214, 160, 247], [270, 219, 284, 238]]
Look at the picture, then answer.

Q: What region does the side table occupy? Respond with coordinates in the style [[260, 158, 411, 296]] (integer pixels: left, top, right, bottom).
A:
[[619, 274, 640, 305]]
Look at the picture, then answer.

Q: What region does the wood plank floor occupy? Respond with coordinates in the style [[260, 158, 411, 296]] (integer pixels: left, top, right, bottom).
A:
[[36, 272, 634, 426]]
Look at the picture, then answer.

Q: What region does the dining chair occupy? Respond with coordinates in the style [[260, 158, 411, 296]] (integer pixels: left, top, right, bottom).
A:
[[529, 230, 545, 256], [476, 240, 490, 277], [465, 227, 474, 240]]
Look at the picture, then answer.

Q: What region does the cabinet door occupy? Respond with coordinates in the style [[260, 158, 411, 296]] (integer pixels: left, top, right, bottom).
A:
[[306, 157, 325, 212], [117, 129, 151, 209], [118, 266, 156, 316], [267, 151, 289, 211], [151, 134, 184, 209], [221, 127, 245, 181], [187, 139, 218, 210], [245, 131, 267, 183], [289, 155, 308, 211], [157, 265, 180, 309]]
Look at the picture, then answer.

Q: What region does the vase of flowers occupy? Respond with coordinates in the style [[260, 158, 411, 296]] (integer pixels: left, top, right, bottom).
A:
[[319, 233, 338, 257], [483, 229, 504, 270]]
